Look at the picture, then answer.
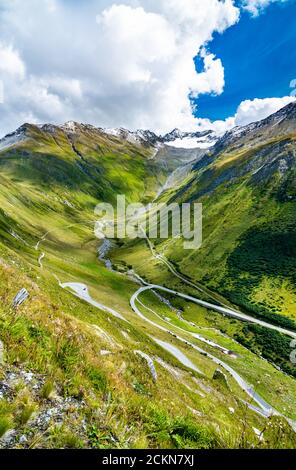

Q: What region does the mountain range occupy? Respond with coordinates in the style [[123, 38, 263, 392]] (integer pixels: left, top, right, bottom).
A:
[[0, 102, 295, 449]]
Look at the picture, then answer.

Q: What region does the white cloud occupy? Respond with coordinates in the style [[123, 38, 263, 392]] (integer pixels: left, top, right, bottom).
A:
[[192, 51, 225, 96], [46, 77, 83, 100], [92, 1, 236, 131], [0, 1, 292, 139], [233, 96, 296, 125], [242, 0, 290, 16], [0, 0, 240, 136], [0, 43, 25, 78], [45, 0, 57, 13], [194, 96, 295, 136]]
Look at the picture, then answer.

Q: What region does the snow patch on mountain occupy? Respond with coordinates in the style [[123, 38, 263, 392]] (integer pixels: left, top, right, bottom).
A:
[[162, 128, 219, 149], [165, 136, 216, 149], [0, 128, 26, 152], [61, 121, 78, 133], [216, 101, 296, 149], [101, 127, 160, 146], [101, 126, 219, 149]]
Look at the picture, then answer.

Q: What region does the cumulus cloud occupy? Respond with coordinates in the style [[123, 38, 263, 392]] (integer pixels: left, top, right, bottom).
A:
[[233, 96, 296, 126], [193, 96, 296, 135], [0, 43, 25, 78], [0, 0, 240, 136], [241, 0, 290, 16], [192, 50, 225, 97], [0, 0, 292, 138]]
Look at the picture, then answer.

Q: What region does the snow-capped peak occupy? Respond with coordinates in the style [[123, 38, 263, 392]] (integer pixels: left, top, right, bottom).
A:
[[62, 121, 78, 133], [100, 127, 160, 146], [0, 126, 27, 152], [162, 129, 219, 149], [100, 126, 219, 149]]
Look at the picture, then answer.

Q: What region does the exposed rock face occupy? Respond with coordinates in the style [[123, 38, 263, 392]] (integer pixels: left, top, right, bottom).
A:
[[0, 365, 87, 449], [2, 101, 296, 156], [12, 288, 29, 308], [0, 121, 217, 152], [214, 101, 296, 153]]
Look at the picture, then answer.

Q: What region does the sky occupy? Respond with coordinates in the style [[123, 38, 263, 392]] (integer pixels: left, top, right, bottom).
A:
[[195, 0, 296, 122], [0, 0, 295, 137]]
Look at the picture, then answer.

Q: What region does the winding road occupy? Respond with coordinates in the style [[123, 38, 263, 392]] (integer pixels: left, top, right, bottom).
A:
[[59, 282, 126, 321], [34, 194, 296, 430], [130, 282, 296, 430], [142, 229, 296, 339]]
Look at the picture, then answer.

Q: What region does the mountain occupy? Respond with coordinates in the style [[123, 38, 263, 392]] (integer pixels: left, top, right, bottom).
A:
[[144, 100, 296, 334], [0, 106, 296, 449], [98, 126, 219, 149], [162, 128, 219, 149], [95, 126, 161, 147], [113, 101, 296, 383], [215, 101, 296, 152], [0, 121, 172, 208], [0, 121, 213, 210], [13, 122, 218, 150]]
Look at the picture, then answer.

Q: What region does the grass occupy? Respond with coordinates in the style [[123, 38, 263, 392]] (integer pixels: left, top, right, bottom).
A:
[[0, 415, 12, 438], [40, 380, 55, 400], [152, 154, 296, 329], [0, 123, 295, 448], [49, 425, 85, 449], [2, 250, 288, 448]]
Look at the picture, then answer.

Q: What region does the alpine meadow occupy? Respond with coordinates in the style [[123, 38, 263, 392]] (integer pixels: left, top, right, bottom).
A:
[[0, 0, 296, 454]]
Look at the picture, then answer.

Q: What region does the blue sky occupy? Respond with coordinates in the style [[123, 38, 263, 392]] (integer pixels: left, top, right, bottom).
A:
[[194, 0, 296, 121]]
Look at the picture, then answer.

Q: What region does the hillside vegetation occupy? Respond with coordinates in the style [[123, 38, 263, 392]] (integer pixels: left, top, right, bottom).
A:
[[0, 109, 296, 448], [158, 103, 296, 327]]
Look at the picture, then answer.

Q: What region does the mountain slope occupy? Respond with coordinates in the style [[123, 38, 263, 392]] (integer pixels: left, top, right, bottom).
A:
[[0, 114, 296, 449], [151, 102, 296, 329], [113, 102, 296, 381]]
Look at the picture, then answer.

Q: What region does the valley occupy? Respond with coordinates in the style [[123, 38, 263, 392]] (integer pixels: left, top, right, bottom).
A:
[[0, 105, 296, 449]]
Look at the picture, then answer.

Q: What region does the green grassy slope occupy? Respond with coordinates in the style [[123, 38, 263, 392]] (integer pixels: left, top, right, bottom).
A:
[[0, 116, 295, 449], [159, 105, 296, 327], [113, 104, 296, 380]]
